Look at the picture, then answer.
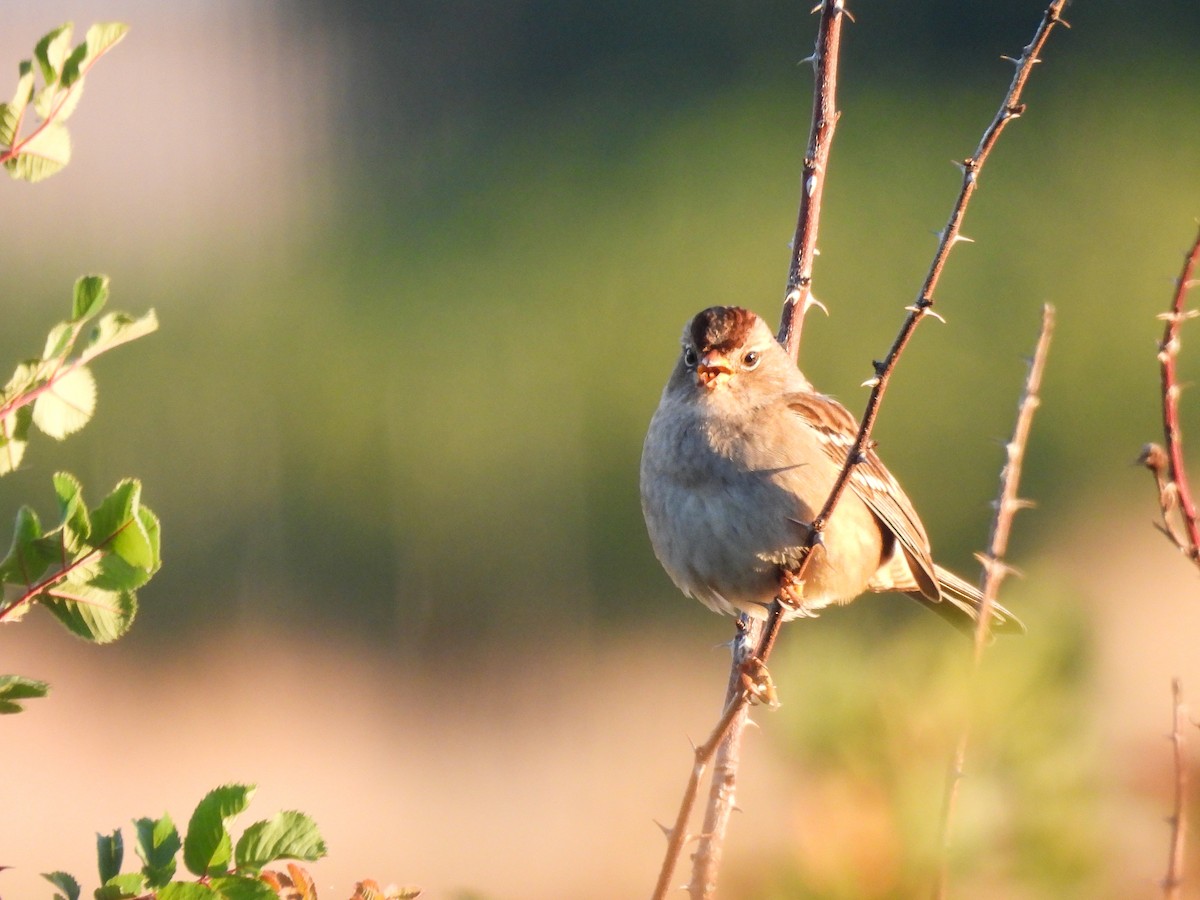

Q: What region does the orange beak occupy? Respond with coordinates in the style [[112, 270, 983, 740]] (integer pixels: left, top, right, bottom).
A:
[[695, 352, 732, 389]]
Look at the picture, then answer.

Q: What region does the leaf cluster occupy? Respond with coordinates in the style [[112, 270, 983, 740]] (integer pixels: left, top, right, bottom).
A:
[[0, 470, 160, 642], [0, 22, 128, 182], [0, 275, 160, 718], [42, 784, 330, 900], [0, 275, 158, 475]]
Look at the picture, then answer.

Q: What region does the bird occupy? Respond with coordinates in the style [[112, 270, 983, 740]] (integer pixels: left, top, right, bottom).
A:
[[639, 305, 1023, 635]]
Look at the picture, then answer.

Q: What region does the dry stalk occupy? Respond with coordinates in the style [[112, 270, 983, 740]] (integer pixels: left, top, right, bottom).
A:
[[1164, 677, 1189, 899], [1140, 224, 1200, 568], [653, 2, 1068, 896], [684, 2, 851, 896], [932, 304, 1055, 899]]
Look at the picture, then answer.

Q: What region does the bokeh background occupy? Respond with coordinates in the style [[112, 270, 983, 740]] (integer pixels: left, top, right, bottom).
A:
[[3, 1, 1200, 897]]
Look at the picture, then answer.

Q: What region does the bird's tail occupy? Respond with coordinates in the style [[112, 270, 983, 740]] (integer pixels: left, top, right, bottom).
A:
[[908, 565, 1026, 636]]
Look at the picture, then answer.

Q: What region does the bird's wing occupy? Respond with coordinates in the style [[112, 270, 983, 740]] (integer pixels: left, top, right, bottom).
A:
[[784, 391, 940, 600]]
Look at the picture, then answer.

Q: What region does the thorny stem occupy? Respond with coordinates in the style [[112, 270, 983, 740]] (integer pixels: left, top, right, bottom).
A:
[[1141, 224, 1200, 567], [655, 4, 852, 896], [804, 0, 1069, 575], [655, 2, 1068, 897], [933, 304, 1055, 899], [1164, 677, 1189, 900], [777, 0, 849, 361]]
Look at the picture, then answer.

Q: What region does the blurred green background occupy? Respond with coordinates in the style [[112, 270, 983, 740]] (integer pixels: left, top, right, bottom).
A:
[[3, 1, 1200, 897]]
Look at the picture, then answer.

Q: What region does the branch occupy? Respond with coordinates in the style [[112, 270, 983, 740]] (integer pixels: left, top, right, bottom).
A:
[[654, 3, 1069, 897], [777, 0, 850, 361], [933, 304, 1055, 898], [1164, 677, 1189, 900], [1140, 223, 1200, 568]]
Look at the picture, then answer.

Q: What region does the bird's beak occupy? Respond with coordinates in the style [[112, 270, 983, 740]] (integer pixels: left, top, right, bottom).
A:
[[695, 352, 732, 389]]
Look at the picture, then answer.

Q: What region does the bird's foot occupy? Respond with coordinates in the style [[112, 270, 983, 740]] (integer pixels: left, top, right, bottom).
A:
[[777, 568, 820, 619], [738, 656, 779, 708]]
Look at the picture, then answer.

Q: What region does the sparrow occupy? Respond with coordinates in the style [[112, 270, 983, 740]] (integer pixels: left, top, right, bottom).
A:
[[639, 305, 1023, 635]]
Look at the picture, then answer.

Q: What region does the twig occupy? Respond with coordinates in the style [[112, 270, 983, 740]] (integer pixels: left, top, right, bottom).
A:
[[777, 0, 849, 360], [1140, 224, 1200, 568], [1164, 677, 1189, 900], [657, 3, 1070, 897], [933, 304, 1055, 899], [684, 1, 851, 894], [689, 622, 757, 898]]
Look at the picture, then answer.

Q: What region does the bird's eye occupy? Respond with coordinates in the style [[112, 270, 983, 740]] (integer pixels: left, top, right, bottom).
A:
[[683, 346, 698, 367], [742, 350, 761, 369]]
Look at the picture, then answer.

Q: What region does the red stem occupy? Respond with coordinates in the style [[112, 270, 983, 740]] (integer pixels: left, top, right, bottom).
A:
[[1157, 225, 1200, 562]]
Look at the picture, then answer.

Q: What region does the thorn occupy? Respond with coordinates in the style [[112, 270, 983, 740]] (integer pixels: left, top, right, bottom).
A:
[[953, 233, 975, 245], [872, 359, 887, 375], [903, 303, 945, 323], [861, 376, 880, 388], [654, 819, 673, 839], [810, 1, 822, 13], [951, 159, 967, 172], [804, 294, 829, 317], [1000, 54, 1021, 65], [973, 553, 1024, 579], [798, 53, 817, 67]]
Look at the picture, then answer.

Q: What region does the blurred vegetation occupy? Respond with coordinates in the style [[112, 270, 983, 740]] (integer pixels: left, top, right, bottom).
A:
[[1, 3, 1199, 892], [0, 2, 1195, 652]]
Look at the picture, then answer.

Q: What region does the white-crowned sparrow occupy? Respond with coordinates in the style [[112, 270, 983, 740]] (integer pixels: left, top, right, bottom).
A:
[[640, 305, 1023, 635]]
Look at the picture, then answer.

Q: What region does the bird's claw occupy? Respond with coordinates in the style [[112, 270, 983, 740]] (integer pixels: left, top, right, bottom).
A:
[[739, 657, 780, 708]]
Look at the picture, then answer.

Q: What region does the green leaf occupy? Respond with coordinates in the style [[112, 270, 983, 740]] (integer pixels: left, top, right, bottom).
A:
[[5, 118, 71, 182], [74, 275, 109, 321], [0, 673, 49, 713], [234, 811, 327, 874], [84, 309, 159, 361], [43, 870, 81, 900], [158, 884, 217, 900], [134, 814, 181, 888], [2, 359, 41, 401], [0, 103, 16, 149], [184, 785, 256, 877], [210, 875, 279, 900], [85, 23, 131, 59], [2, 62, 36, 144], [32, 364, 96, 439], [60, 43, 88, 90], [0, 406, 33, 476], [61, 24, 129, 90], [34, 24, 73, 85], [94, 872, 147, 900], [43, 320, 79, 362], [53, 471, 91, 542], [138, 505, 163, 572], [91, 479, 155, 571], [42, 584, 136, 644], [0, 504, 48, 590], [96, 829, 123, 883]]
